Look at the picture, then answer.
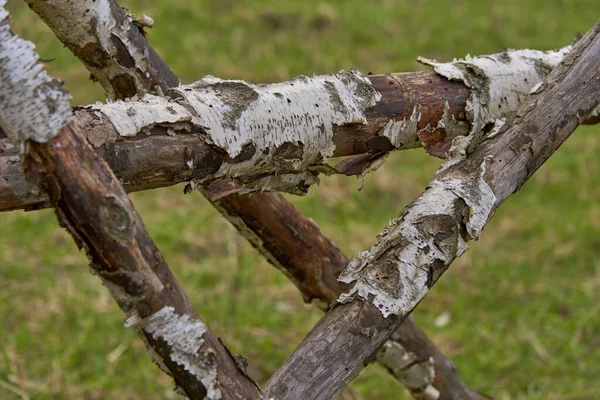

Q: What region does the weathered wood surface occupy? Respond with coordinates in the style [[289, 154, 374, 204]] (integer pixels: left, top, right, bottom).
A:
[[13, 1, 596, 399], [0, 4, 260, 399], [263, 20, 600, 400], [27, 125, 261, 400]]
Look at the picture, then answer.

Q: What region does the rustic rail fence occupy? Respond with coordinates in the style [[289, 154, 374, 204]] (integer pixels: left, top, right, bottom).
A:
[[1, 1, 598, 399]]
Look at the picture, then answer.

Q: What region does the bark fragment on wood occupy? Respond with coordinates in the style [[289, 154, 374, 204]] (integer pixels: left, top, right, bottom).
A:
[[264, 20, 600, 400], [418, 46, 571, 137], [0, 7, 260, 398]]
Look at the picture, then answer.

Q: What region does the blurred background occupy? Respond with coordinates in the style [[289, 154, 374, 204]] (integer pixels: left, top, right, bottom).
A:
[[2, 1, 599, 399]]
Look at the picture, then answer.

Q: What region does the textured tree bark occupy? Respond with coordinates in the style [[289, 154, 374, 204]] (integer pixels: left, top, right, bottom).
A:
[[0, 5, 260, 399], [27, 126, 261, 400], [263, 20, 600, 400], [214, 192, 482, 400], [0, 70, 465, 211]]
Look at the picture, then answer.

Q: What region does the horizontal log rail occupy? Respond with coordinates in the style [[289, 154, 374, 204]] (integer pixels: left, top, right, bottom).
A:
[[2, 45, 594, 212]]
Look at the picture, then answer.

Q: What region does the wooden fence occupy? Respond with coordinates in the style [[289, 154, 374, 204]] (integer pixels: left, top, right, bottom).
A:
[[1, 1, 598, 399]]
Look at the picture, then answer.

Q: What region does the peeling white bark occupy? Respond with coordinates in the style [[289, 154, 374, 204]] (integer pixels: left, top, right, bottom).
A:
[[419, 46, 571, 135], [336, 48, 569, 316], [174, 72, 379, 181], [0, 1, 71, 148], [382, 106, 421, 148], [438, 101, 470, 139], [92, 96, 193, 136], [337, 185, 466, 316], [91, 70, 379, 194], [135, 307, 221, 400], [586, 105, 600, 120]]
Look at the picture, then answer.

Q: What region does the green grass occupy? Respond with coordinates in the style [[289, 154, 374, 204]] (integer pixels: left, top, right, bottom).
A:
[[2, 0, 600, 399]]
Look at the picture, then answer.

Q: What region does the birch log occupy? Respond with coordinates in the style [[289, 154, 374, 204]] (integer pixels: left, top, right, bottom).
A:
[[18, 1, 478, 398], [1, 46, 589, 211], [0, 5, 260, 399], [263, 20, 600, 400]]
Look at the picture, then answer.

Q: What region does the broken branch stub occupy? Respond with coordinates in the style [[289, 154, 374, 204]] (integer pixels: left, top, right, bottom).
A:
[[0, 4, 260, 398], [264, 20, 600, 400]]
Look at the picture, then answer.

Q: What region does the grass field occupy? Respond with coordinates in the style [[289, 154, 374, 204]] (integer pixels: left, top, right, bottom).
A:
[[2, 1, 600, 399]]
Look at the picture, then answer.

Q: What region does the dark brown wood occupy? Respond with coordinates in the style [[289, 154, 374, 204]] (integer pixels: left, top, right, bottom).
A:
[[23, 123, 261, 399], [263, 20, 600, 400], [334, 72, 470, 157], [214, 191, 349, 306]]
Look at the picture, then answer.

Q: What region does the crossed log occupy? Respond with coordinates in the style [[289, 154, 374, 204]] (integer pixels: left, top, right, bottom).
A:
[[2, 1, 598, 399]]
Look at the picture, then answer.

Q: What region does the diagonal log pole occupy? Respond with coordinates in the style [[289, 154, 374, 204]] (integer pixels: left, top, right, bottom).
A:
[[0, 4, 260, 399], [19, 1, 480, 398], [213, 192, 481, 399], [263, 20, 600, 400]]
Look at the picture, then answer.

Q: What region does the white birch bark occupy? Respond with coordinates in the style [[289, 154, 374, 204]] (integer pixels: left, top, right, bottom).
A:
[[0, 0, 71, 148], [418, 46, 571, 136], [88, 70, 380, 194], [80, 45, 571, 195]]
